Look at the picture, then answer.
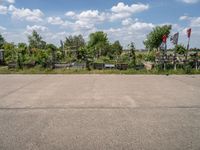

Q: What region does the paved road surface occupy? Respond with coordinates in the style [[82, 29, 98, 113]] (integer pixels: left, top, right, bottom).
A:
[[0, 75, 200, 150]]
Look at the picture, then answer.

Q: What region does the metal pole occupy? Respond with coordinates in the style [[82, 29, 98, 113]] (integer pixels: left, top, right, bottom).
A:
[[174, 45, 177, 70], [186, 37, 190, 61], [174, 34, 178, 70], [164, 42, 167, 70], [195, 53, 198, 70], [196, 60, 198, 70]]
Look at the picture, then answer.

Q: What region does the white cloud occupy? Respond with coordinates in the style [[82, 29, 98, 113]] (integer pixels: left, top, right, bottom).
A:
[[130, 22, 154, 30], [65, 11, 76, 17], [122, 18, 133, 26], [177, 15, 200, 48], [74, 20, 95, 30], [8, 5, 44, 22], [1, 0, 15, 4], [0, 25, 6, 30], [110, 12, 130, 21], [110, 2, 149, 21], [180, 0, 200, 3], [111, 2, 149, 14], [63, 2, 149, 24], [77, 10, 105, 22], [47, 17, 64, 25], [190, 17, 200, 27], [180, 15, 200, 27], [179, 15, 190, 20], [54, 10, 107, 30], [47, 15, 95, 31], [122, 18, 139, 26], [6, 0, 15, 4], [0, 5, 7, 14], [104, 20, 154, 48], [26, 25, 48, 33], [65, 10, 106, 23], [50, 32, 67, 39]]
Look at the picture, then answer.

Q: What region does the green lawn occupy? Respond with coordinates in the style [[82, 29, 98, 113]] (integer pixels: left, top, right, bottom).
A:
[[0, 66, 200, 75]]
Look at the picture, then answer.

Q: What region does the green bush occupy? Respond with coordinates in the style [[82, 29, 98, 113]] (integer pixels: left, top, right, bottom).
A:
[[144, 51, 156, 62], [95, 56, 115, 64], [33, 49, 52, 67]]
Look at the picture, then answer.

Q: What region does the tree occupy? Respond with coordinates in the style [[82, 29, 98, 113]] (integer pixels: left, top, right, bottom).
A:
[[46, 44, 57, 51], [18, 43, 28, 51], [129, 42, 136, 66], [144, 25, 172, 51], [112, 41, 123, 55], [108, 40, 123, 59], [28, 30, 46, 50], [18, 43, 28, 56], [17, 43, 29, 64], [34, 49, 51, 67], [77, 47, 93, 70], [88, 31, 109, 58], [174, 44, 187, 55], [4, 42, 16, 63], [64, 35, 85, 50], [46, 44, 58, 67], [64, 35, 85, 59], [0, 33, 5, 49]]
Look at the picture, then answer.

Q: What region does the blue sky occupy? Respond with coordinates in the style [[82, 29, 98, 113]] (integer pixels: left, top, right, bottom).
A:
[[0, 0, 200, 48]]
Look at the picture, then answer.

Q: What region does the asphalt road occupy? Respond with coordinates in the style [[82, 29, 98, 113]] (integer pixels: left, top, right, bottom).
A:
[[0, 75, 200, 150]]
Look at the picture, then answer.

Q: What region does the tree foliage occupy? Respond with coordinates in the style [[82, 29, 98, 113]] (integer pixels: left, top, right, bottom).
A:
[[129, 42, 136, 66], [88, 31, 109, 58], [28, 30, 46, 50], [144, 25, 172, 51], [109, 40, 123, 58], [4, 42, 16, 63], [64, 35, 85, 50], [175, 44, 187, 55], [0, 33, 5, 49]]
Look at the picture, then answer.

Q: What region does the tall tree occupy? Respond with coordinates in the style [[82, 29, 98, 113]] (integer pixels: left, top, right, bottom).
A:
[[0, 33, 5, 49], [174, 44, 187, 55], [4, 42, 16, 63], [88, 31, 109, 58], [46, 44, 58, 66], [18, 43, 28, 54], [129, 42, 136, 66], [28, 30, 46, 50], [17, 43, 29, 64], [64, 35, 85, 50], [144, 25, 172, 51], [111, 40, 123, 56]]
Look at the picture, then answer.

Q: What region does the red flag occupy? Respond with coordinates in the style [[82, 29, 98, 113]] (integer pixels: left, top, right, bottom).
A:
[[187, 28, 192, 38], [162, 35, 167, 43]]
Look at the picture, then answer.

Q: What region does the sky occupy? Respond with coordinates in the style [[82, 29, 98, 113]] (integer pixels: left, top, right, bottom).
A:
[[0, 0, 200, 49]]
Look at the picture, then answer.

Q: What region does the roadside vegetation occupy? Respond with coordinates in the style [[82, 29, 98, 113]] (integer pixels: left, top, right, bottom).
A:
[[0, 25, 200, 74]]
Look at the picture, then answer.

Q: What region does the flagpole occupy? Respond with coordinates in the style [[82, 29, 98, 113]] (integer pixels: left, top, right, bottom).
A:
[[186, 37, 190, 61], [162, 35, 167, 70], [174, 43, 177, 70], [171, 32, 179, 70], [174, 33, 178, 70], [164, 42, 167, 70], [186, 28, 191, 62]]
